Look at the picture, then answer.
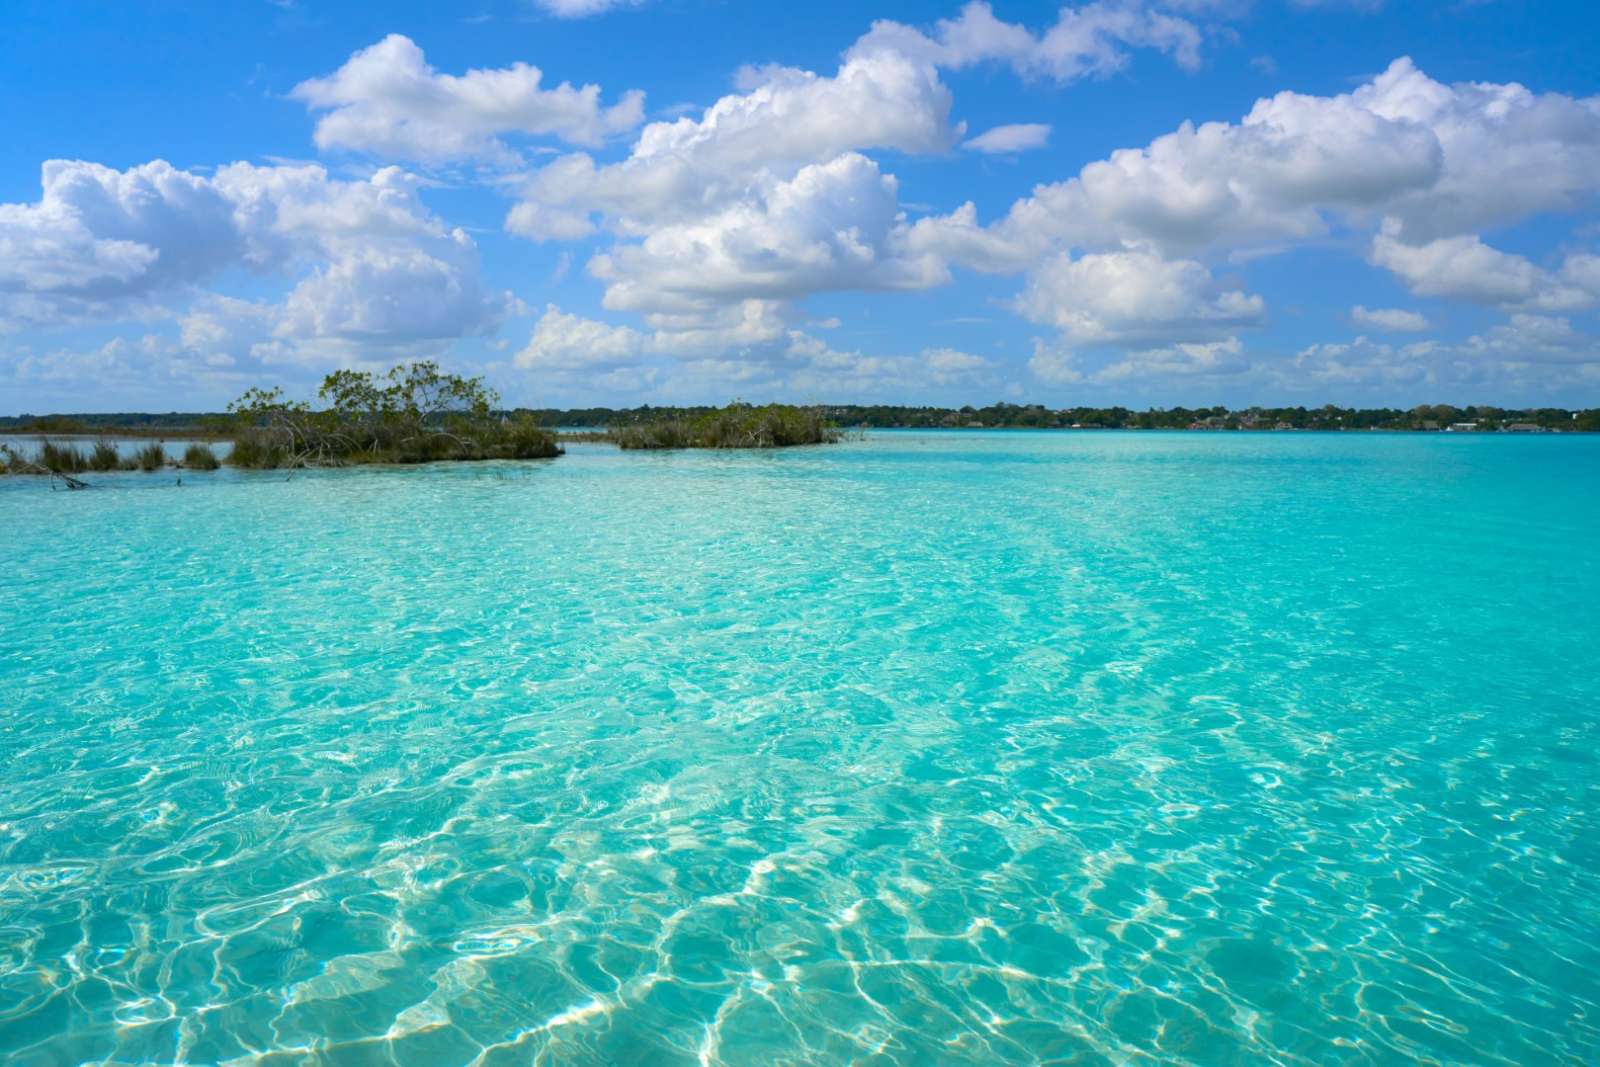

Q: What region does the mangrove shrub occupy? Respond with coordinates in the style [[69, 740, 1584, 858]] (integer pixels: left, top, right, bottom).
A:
[[228, 362, 562, 468]]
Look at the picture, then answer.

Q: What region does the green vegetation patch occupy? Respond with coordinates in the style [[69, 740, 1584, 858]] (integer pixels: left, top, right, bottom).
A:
[[227, 362, 562, 469], [607, 403, 840, 450], [182, 444, 221, 470]]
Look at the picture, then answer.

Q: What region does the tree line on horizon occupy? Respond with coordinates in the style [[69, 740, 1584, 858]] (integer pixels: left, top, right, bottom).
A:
[[4, 401, 1598, 436]]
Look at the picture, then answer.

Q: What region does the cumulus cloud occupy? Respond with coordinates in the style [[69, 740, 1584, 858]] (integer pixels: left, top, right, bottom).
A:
[[1462, 313, 1598, 363], [588, 154, 947, 316], [511, 48, 957, 239], [1098, 336, 1250, 381], [503, 43, 965, 346], [1370, 223, 1600, 310], [291, 34, 645, 163], [0, 161, 244, 324], [1029, 335, 1249, 386], [1013, 250, 1265, 344], [849, 1, 1206, 81], [516, 303, 646, 370], [782, 334, 996, 395], [512, 304, 995, 400], [963, 123, 1051, 154], [1368, 226, 1543, 304], [1286, 316, 1600, 396], [0, 158, 510, 361], [1352, 305, 1429, 331], [912, 57, 1600, 267], [1290, 335, 1436, 388], [500, 5, 1301, 364]]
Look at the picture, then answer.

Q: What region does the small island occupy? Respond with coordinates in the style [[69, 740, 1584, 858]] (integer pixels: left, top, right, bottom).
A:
[[605, 402, 839, 449], [227, 362, 561, 468]]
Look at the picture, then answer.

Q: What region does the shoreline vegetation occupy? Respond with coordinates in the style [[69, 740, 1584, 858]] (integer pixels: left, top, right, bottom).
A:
[[4, 402, 1597, 439], [1, 440, 219, 476], [0, 366, 853, 483]]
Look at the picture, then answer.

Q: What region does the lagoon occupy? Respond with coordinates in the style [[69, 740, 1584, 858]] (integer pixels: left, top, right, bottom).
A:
[[1, 431, 1597, 1063]]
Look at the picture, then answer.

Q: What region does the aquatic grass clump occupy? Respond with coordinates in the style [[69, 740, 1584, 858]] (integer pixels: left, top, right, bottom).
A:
[[182, 444, 221, 470], [89, 441, 121, 471], [134, 443, 167, 471], [38, 439, 90, 473], [227, 428, 291, 470], [228, 362, 561, 468], [608, 402, 840, 450]]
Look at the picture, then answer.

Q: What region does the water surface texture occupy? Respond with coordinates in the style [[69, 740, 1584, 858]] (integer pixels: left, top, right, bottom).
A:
[[3, 432, 1598, 1065]]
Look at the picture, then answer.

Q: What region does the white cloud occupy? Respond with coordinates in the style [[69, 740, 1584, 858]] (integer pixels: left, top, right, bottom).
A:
[[587, 154, 947, 318], [1029, 335, 1249, 386], [1013, 250, 1265, 344], [510, 304, 995, 400], [1097, 336, 1250, 381], [849, 1, 1206, 82], [280, 237, 503, 343], [0, 161, 244, 324], [1370, 223, 1600, 310], [1287, 315, 1600, 395], [532, 0, 644, 17], [1290, 335, 1434, 388], [1351, 304, 1429, 332], [511, 47, 958, 241], [0, 159, 510, 358], [516, 303, 646, 370], [291, 34, 645, 163], [1463, 313, 1597, 363], [912, 57, 1600, 267], [963, 123, 1051, 154], [1369, 225, 1542, 304]]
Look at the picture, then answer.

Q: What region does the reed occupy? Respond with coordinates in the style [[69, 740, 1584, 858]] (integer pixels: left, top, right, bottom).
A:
[[134, 443, 167, 471], [89, 441, 121, 471], [182, 443, 221, 470], [38, 439, 90, 473]]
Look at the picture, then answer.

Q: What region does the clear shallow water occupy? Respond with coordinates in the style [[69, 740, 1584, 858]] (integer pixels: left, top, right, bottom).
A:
[[1, 431, 1597, 1065]]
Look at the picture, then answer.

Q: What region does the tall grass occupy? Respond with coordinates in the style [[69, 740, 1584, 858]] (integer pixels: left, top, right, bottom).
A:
[[133, 443, 166, 471], [89, 441, 121, 471], [608, 403, 839, 450], [182, 443, 221, 470], [37, 439, 90, 473], [227, 428, 289, 470]]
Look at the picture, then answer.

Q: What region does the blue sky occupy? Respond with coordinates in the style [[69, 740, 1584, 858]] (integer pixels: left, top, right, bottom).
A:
[[3, 0, 1599, 413]]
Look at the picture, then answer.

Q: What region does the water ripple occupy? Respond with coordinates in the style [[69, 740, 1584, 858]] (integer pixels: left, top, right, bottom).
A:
[[1, 433, 1598, 1063]]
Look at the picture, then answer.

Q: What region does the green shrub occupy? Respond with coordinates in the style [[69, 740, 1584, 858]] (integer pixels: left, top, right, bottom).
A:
[[182, 443, 221, 470], [489, 415, 564, 459]]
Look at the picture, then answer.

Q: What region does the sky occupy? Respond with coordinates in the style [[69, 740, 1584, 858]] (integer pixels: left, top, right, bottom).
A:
[[3, 0, 1599, 414]]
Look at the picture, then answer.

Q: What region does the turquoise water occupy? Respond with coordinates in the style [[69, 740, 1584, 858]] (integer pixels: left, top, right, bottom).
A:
[[2, 432, 1597, 1065]]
